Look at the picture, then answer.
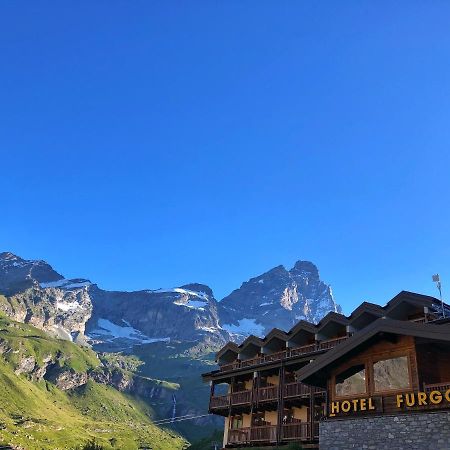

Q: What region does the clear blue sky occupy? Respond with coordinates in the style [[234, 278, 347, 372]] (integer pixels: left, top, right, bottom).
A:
[[1, 2, 449, 314]]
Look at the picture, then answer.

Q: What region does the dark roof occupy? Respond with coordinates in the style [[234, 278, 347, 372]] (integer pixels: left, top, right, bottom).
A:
[[215, 291, 448, 360], [297, 318, 450, 387]]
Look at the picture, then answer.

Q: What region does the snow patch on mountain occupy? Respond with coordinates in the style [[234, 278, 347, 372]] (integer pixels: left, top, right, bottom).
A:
[[222, 318, 265, 337], [56, 300, 81, 312], [88, 318, 170, 345], [148, 287, 210, 301], [40, 279, 92, 289]]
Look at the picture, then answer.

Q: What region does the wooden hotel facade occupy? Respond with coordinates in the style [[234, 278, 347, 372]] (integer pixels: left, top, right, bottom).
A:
[[202, 291, 450, 449]]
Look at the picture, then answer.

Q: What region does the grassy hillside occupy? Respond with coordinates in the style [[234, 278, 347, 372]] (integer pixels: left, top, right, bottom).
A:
[[0, 314, 187, 450], [132, 341, 223, 442]]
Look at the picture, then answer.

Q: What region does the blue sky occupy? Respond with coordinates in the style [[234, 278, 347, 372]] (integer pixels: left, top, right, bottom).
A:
[[1, 2, 450, 314]]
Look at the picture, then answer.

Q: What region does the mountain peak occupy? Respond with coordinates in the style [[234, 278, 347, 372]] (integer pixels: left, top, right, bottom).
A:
[[0, 251, 22, 261], [180, 283, 214, 298], [219, 259, 341, 340], [290, 260, 319, 278]]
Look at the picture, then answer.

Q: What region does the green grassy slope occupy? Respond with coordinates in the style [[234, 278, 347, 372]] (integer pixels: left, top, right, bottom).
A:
[[132, 341, 223, 442], [0, 315, 187, 450]]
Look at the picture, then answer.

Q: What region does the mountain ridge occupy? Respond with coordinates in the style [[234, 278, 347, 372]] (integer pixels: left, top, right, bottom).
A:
[[0, 251, 342, 346]]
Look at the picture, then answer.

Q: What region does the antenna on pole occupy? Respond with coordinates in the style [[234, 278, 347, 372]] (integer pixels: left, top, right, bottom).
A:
[[432, 274, 445, 318]]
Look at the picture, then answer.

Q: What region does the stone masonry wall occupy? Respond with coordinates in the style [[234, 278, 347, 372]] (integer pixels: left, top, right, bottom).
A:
[[320, 411, 450, 450]]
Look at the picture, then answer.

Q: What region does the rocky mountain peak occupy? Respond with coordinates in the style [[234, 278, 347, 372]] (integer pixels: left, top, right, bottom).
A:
[[290, 260, 319, 278], [219, 260, 341, 341], [0, 252, 63, 295], [180, 283, 214, 298]]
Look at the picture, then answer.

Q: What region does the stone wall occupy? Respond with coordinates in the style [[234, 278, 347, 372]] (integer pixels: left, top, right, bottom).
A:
[[320, 411, 450, 450]]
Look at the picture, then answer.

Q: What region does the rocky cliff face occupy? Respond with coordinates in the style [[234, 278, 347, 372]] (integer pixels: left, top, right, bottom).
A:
[[86, 283, 225, 350], [0, 252, 227, 349], [0, 252, 341, 347], [219, 260, 341, 339]]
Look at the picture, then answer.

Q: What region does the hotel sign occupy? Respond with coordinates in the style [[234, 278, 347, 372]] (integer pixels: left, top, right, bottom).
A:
[[329, 389, 450, 417]]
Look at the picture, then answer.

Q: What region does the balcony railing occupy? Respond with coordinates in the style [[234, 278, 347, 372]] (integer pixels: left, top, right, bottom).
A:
[[209, 394, 229, 409], [228, 423, 318, 445], [317, 336, 348, 350], [424, 381, 450, 393], [283, 381, 311, 398], [230, 389, 252, 405], [228, 427, 250, 445], [282, 422, 311, 440], [220, 336, 348, 372], [210, 382, 325, 411], [249, 425, 277, 443], [258, 385, 278, 402], [289, 343, 316, 357]]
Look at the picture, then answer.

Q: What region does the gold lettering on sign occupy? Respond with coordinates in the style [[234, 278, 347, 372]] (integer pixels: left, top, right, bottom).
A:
[[330, 402, 339, 417], [341, 400, 351, 413], [429, 391, 442, 405], [417, 392, 427, 406], [405, 393, 415, 407], [445, 390, 450, 402], [329, 389, 450, 417]]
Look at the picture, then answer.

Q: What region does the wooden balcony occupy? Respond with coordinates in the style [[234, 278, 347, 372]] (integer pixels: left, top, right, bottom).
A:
[[249, 425, 277, 443], [228, 427, 250, 445], [228, 423, 318, 445], [209, 394, 229, 409], [281, 422, 311, 440], [219, 337, 348, 372], [283, 381, 311, 398], [289, 343, 316, 357], [230, 389, 252, 405], [424, 381, 450, 393], [263, 349, 287, 363], [257, 385, 278, 402], [318, 336, 348, 350]]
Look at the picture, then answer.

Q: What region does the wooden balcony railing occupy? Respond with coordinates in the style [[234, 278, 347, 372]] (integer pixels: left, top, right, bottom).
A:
[[209, 394, 229, 409], [283, 381, 311, 398], [282, 422, 311, 440], [289, 343, 317, 357], [258, 385, 278, 402], [424, 381, 450, 393], [240, 356, 262, 368], [228, 427, 250, 444], [263, 350, 287, 363], [230, 389, 252, 405], [318, 336, 348, 350], [219, 336, 348, 372], [249, 425, 277, 442]]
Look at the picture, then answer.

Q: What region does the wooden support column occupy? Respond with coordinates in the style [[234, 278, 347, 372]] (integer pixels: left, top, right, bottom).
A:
[[249, 371, 257, 425], [208, 381, 214, 412], [276, 364, 285, 445], [309, 385, 314, 441]]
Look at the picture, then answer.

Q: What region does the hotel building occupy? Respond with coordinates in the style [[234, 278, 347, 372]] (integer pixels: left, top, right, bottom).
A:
[[202, 291, 450, 449]]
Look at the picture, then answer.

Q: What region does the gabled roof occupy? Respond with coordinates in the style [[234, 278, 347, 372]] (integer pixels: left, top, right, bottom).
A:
[[216, 342, 240, 360], [298, 318, 450, 387], [348, 301, 384, 319], [239, 335, 264, 350], [316, 311, 349, 328], [288, 320, 317, 336], [264, 328, 289, 342]]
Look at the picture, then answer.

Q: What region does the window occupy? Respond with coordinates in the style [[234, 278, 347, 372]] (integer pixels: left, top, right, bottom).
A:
[[231, 415, 243, 429], [335, 364, 366, 396], [373, 356, 410, 392], [252, 412, 266, 426]]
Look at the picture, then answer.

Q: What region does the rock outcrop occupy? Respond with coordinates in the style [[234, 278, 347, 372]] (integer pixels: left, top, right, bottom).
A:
[[219, 260, 341, 339]]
